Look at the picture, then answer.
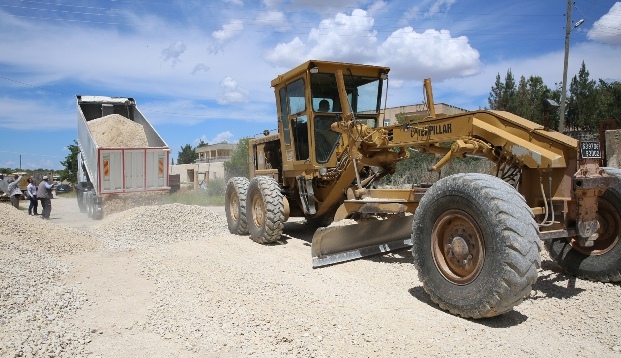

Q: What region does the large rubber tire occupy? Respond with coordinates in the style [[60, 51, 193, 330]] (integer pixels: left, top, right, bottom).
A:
[[412, 173, 541, 319], [86, 193, 94, 218], [225, 177, 250, 235], [246, 176, 285, 244], [77, 192, 87, 213], [93, 201, 103, 220], [544, 167, 621, 282]]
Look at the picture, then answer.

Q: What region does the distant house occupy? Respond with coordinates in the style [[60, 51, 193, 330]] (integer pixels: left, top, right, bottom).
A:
[[381, 103, 468, 126], [195, 142, 237, 163], [169, 142, 237, 190]]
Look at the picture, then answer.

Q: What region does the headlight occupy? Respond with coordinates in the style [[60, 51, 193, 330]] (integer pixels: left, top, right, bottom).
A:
[[318, 167, 328, 176]]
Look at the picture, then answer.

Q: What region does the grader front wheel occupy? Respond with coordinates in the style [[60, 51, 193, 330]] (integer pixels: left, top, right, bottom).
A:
[[412, 173, 541, 319], [246, 176, 285, 244]]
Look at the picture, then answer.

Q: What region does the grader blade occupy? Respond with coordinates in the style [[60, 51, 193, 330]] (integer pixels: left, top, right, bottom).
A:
[[311, 215, 414, 268]]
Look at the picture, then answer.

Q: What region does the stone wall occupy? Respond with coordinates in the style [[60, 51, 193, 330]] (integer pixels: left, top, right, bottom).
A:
[[605, 129, 621, 168]]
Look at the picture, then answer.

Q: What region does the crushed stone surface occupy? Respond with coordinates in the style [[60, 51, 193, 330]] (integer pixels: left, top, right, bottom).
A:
[[1, 197, 620, 357]]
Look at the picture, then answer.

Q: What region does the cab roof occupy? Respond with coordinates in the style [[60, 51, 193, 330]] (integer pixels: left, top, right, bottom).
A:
[[270, 60, 390, 88]]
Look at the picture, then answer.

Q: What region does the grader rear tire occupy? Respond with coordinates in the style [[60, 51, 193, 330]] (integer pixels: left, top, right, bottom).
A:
[[544, 167, 621, 282], [225, 177, 250, 235], [412, 173, 541, 319], [246, 176, 284, 244]]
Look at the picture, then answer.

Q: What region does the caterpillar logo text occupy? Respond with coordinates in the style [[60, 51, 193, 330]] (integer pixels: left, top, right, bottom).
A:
[[411, 123, 452, 137]]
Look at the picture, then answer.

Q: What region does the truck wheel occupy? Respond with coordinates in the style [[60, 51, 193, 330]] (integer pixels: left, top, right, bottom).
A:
[[225, 177, 250, 235], [544, 167, 621, 282], [412, 173, 541, 319], [246, 176, 284, 244], [86, 194, 94, 218], [93, 202, 103, 220], [77, 192, 87, 213]]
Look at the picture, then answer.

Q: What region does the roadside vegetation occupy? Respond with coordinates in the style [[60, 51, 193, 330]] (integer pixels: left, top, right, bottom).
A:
[[163, 178, 226, 206]]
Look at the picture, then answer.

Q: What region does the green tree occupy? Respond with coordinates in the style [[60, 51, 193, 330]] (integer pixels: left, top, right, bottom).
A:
[[197, 139, 208, 148], [566, 61, 597, 131], [177, 144, 198, 164], [488, 73, 504, 109], [502, 69, 517, 113], [224, 138, 249, 179], [59, 140, 79, 184], [596, 80, 621, 125], [488, 69, 517, 112]]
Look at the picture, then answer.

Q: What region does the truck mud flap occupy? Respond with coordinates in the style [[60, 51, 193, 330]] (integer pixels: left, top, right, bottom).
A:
[[311, 215, 414, 268]]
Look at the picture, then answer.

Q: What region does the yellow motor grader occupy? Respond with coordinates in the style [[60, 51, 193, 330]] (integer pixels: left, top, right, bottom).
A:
[[225, 60, 621, 318]]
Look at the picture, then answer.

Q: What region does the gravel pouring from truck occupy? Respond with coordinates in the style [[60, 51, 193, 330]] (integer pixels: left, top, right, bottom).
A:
[[76, 96, 170, 219]]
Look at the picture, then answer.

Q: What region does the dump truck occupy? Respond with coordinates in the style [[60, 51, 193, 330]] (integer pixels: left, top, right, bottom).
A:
[[224, 60, 621, 319], [76, 96, 171, 219]]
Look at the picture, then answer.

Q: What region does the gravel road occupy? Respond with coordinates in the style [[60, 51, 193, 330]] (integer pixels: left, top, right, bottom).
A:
[[1, 195, 621, 357]]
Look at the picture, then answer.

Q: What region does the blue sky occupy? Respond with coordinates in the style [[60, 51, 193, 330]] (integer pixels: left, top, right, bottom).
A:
[[1, 0, 620, 170]]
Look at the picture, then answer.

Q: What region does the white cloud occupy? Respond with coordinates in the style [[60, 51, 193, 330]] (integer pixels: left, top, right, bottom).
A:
[[191, 63, 210, 74], [256, 11, 291, 31], [198, 131, 236, 145], [262, 0, 282, 8], [266, 9, 378, 66], [218, 77, 249, 104], [161, 41, 187, 66], [265, 37, 308, 68], [367, 1, 387, 15], [307, 9, 377, 61], [428, 0, 456, 16], [400, 0, 456, 24], [225, 0, 243, 5], [266, 9, 480, 81], [379, 28, 480, 80], [212, 19, 244, 42], [587, 2, 621, 45]]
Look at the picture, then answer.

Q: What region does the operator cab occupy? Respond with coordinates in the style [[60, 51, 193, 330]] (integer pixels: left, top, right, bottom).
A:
[[272, 60, 390, 167]]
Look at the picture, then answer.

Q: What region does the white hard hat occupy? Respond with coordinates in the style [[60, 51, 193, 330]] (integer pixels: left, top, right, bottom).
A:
[[43, 175, 48, 180]]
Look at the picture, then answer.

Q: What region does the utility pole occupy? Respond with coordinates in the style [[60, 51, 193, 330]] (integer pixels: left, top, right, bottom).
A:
[[559, 0, 574, 133]]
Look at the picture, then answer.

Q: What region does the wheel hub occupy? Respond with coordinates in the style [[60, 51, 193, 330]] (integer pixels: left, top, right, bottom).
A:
[[252, 195, 265, 227], [432, 210, 485, 285], [448, 236, 470, 260], [570, 197, 620, 256]]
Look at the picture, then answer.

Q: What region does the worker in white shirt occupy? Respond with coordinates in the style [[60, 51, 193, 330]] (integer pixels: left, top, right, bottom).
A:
[[7, 174, 23, 209], [26, 178, 39, 215]]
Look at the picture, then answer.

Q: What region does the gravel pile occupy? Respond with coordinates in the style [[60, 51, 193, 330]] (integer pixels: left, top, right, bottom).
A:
[[90, 203, 229, 250], [0, 205, 100, 357], [102, 192, 165, 217], [0, 205, 100, 256], [87, 114, 149, 147]]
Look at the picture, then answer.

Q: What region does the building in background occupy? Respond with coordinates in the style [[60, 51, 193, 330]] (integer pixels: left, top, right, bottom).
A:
[[170, 142, 237, 190], [195, 142, 236, 163]]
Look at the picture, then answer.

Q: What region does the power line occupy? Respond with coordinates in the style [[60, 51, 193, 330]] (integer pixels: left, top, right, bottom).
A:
[[0, 76, 70, 96], [0, 150, 64, 158]]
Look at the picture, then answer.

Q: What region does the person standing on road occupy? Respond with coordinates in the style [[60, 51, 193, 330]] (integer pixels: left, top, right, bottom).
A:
[[7, 174, 23, 209], [38, 175, 54, 219], [26, 178, 39, 215]]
